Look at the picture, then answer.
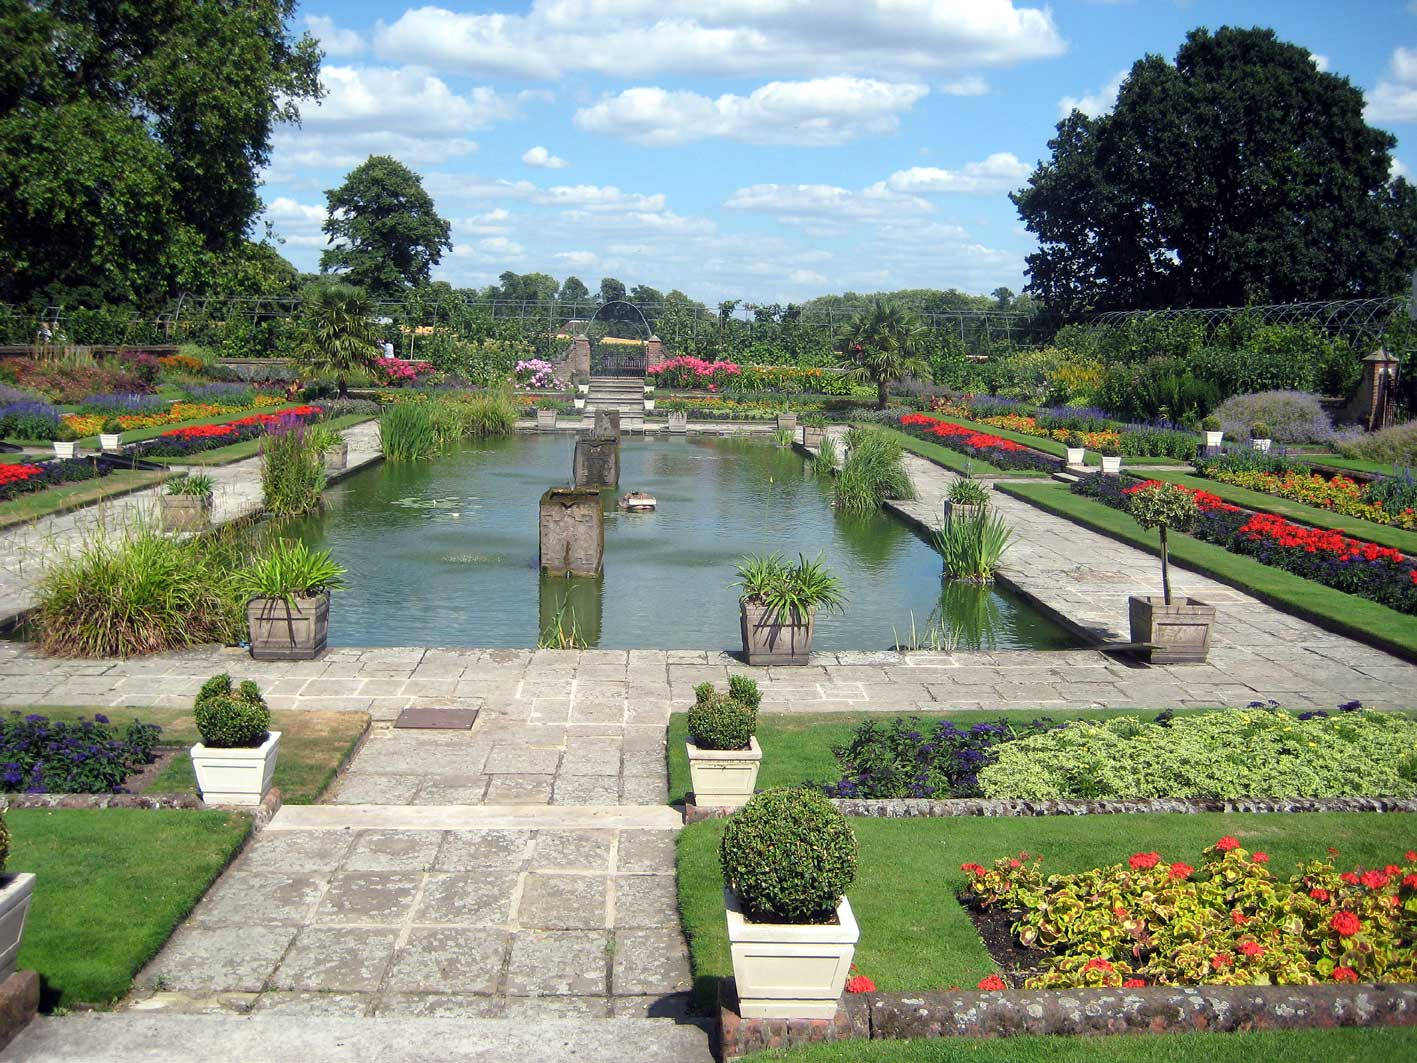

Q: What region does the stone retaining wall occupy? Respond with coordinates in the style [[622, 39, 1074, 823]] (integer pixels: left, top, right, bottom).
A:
[[3, 786, 282, 828], [719, 979, 1417, 1059]]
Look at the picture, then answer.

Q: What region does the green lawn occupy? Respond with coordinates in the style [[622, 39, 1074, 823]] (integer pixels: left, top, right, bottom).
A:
[[678, 812, 1417, 1011], [1301, 454, 1405, 477], [740, 1028, 1417, 1063], [1140, 470, 1417, 554], [996, 480, 1417, 661], [22, 706, 369, 805], [162, 412, 373, 466], [0, 468, 172, 530], [9, 807, 250, 1009]]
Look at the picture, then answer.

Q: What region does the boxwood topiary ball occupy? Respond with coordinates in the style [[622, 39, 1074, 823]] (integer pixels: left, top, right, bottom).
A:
[[194, 695, 271, 749], [688, 691, 755, 751], [719, 787, 857, 922]]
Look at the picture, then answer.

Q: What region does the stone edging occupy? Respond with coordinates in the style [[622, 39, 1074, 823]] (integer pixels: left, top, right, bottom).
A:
[[685, 794, 1417, 822], [718, 979, 1417, 1060], [2, 785, 282, 829]]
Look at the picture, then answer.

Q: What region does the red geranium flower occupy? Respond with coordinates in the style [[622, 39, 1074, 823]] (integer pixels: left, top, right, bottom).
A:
[[1212, 953, 1233, 969], [1406, 850, 1416, 862], [1384, 865, 1401, 875], [1252, 852, 1269, 864], [1128, 852, 1160, 870], [1230, 910, 1248, 925], [1309, 888, 1330, 901], [1123, 979, 1146, 988], [1215, 836, 1240, 852], [1340, 872, 1360, 885], [1238, 941, 1265, 957], [977, 975, 1007, 991], [1403, 874, 1417, 889], [1082, 958, 1115, 973], [845, 975, 875, 993], [1168, 862, 1193, 880], [960, 863, 986, 876], [1360, 870, 1391, 889], [1332, 967, 1359, 983], [1330, 911, 1361, 937]]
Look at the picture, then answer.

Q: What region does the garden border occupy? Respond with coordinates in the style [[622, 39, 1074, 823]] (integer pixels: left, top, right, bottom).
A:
[[717, 979, 1417, 1060], [2, 786, 283, 828]]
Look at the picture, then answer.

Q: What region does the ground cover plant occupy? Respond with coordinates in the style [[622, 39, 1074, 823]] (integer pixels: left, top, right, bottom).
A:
[[677, 812, 1417, 1008], [9, 807, 250, 1009], [0, 456, 108, 501], [898, 413, 1057, 474], [0, 711, 159, 793]]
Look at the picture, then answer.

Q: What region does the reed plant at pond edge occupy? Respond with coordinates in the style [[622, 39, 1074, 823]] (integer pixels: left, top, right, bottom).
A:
[[260, 419, 326, 516], [834, 427, 914, 510], [379, 401, 439, 461], [934, 508, 1013, 584]]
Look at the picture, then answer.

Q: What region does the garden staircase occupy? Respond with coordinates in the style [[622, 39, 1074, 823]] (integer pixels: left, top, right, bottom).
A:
[[585, 376, 648, 428]]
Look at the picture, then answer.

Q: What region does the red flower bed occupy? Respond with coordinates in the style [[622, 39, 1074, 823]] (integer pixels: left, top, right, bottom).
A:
[[0, 463, 45, 488], [897, 413, 1056, 473], [159, 406, 323, 440]]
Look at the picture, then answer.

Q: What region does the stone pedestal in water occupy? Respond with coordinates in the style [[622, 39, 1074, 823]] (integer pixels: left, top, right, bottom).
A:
[[539, 488, 604, 576], [574, 408, 622, 488]]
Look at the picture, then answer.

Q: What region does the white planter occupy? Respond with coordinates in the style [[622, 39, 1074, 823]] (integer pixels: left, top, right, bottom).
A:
[[574, 397, 586, 410], [644, 384, 655, 394], [686, 737, 761, 808], [0, 873, 36, 981], [1101, 455, 1122, 474], [190, 730, 281, 805], [577, 383, 589, 395], [52, 441, 78, 459], [644, 398, 656, 412], [1252, 438, 1272, 452], [1064, 446, 1085, 466], [1203, 430, 1223, 448], [725, 888, 858, 1019], [99, 433, 123, 452]]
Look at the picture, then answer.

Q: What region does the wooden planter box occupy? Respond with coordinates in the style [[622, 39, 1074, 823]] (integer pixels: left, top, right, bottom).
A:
[[943, 500, 986, 523], [323, 441, 348, 472], [726, 888, 858, 1019], [1128, 595, 1216, 664], [801, 427, 826, 449], [740, 600, 813, 666], [536, 409, 558, 430], [247, 592, 330, 660], [776, 412, 798, 432], [161, 493, 212, 532]]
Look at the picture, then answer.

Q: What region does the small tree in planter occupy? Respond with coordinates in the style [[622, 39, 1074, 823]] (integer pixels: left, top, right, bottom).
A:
[[189, 674, 279, 805], [719, 788, 859, 1018], [1099, 441, 1122, 474], [734, 553, 844, 666], [685, 677, 761, 808], [235, 540, 346, 660], [1125, 481, 1215, 663], [0, 812, 35, 982], [162, 474, 215, 531]]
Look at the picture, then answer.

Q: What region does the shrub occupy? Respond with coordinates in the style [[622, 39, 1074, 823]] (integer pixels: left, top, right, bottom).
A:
[[34, 525, 247, 656], [0, 401, 60, 440], [975, 707, 1417, 800], [728, 674, 761, 710], [193, 674, 271, 749], [1335, 421, 1417, 466], [0, 812, 7, 870], [234, 539, 346, 602], [166, 473, 214, 497], [719, 788, 858, 922], [688, 690, 756, 750], [260, 418, 325, 516], [0, 711, 160, 793], [1214, 391, 1332, 444], [834, 427, 914, 510], [1202, 415, 1221, 432], [963, 839, 1417, 988]]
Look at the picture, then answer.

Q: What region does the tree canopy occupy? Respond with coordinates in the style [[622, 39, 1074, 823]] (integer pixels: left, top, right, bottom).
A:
[[838, 300, 932, 409], [321, 156, 452, 299], [1013, 26, 1417, 314], [0, 0, 322, 307]]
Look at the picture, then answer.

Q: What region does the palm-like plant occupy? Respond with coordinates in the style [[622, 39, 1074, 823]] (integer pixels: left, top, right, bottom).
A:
[[297, 283, 381, 397], [837, 300, 932, 409]]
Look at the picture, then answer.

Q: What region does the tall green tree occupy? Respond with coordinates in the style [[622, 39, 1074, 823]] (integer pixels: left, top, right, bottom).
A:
[[296, 283, 380, 397], [558, 276, 591, 314], [1013, 26, 1417, 313], [838, 301, 932, 409], [321, 156, 452, 299], [0, 0, 321, 306]]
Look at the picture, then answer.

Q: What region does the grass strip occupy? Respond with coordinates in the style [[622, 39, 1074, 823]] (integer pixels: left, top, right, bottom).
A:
[[0, 469, 172, 530], [996, 481, 1417, 661], [738, 1027, 1417, 1062], [18, 705, 369, 804], [162, 413, 373, 466], [1139, 470, 1417, 555], [10, 807, 250, 1009], [678, 811, 1417, 1012]]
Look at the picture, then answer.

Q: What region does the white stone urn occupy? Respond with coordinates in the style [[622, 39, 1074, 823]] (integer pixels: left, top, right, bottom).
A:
[[686, 737, 761, 808], [726, 887, 858, 1019], [644, 398, 656, 413], [1064, 446, 1085, 466], [577, 382, 589, 395], [1101, 455, 1122, 474], [536, 408, 558, 430], [1203, 430, 1223, 448], [99, 432, 123, 452], [52, 440, 78, 459], [0, 873, 36, 981], [190, 730, 281, 805], [574, 396, 586, 411]]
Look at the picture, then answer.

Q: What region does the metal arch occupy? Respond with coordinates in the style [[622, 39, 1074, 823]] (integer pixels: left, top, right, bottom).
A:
[[584, 299, 654, 339]]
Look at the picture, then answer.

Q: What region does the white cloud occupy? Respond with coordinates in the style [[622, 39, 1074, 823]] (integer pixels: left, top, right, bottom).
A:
[[940, 76, 989, 96], [305, 65, 523, 135], [522, 145, 568, 168], [724, 182, 931, 223], [789, 268, 828, 286], [1394, 157, 1411, 181], [1368, 47, 1417, 123], [573, 78, 927, 147], [1311, 53, 1330, 73], [305, 14, 364, 57], [272, 130, 478, 170], [374, 1, 1065, 80], [555, 250, 599, 268], [536, 185, 667, 211], [868, 152, 1030, 195], [1058, 68, 1127, 119]]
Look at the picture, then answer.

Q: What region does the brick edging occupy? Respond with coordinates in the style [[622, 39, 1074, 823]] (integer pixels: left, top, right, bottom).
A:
[[718, 980, 1417, 1059]]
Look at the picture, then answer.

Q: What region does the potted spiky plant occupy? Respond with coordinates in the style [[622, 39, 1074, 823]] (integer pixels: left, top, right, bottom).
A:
[[734, 553, 844, 666], [685, 676, 762, 808], [943, 478, 989, 523], [535, 398, 560, 430], [309, 422, 347, 473], [720, 789, 859, 1018], [235, 540, 346, 660], [1126, 481, 1215, 664], [0, 812, 34, 982], [162, 474, 215, 531], [188, 674, 279, 805]]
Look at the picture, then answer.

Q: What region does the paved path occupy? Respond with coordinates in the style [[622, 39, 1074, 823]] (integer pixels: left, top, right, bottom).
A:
[[0, 421, 383, 626]]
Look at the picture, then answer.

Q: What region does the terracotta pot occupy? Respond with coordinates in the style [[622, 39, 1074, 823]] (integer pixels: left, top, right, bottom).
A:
[[247, 592, 330, 660], [161, 493, 212, 532], [740, 599, 813, 666], [1128, 595, 1216, 664], [686, 737, 761, 808], [725, 888, 858, 1019]]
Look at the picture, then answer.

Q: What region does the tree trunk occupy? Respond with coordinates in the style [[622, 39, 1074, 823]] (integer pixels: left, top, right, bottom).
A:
[[338, 375, 348, 399], [876, 378, 889, 410], [1160, 525, 1171, 605]]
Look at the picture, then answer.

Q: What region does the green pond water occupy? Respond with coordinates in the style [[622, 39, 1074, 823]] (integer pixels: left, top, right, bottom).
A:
[[279, 434, 1078, 651]]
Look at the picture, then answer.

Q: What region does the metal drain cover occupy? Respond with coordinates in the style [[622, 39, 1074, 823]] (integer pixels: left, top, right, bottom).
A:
[[394, 707, 479, 730]]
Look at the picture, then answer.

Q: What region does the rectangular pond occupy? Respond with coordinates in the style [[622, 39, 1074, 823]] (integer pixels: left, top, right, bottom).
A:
[[279, 433, 1079, 651]]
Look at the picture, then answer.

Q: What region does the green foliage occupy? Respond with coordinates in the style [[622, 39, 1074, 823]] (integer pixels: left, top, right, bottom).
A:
[[321, 156, 452, 298], [34, 525, 247, 656], [1202, 415, 1222, 432], [233, 539, 345, 602], [259, 423, 325, 516], [0, 812, 8, 873], [537, 601, 589, 649], [192, 674, 271, 749], [379, 400, 439, 461], [948, 479, 991, 506], [728, 675, 762, 711], [834, 427, 914, 511], [1015, 26, 1417, 311], [733, 553, 845, 625], [1336, 422, 1417, 466], [166, 474, 213, 497], [934, 507, 1014, 584], [687, 690, 757, 751], [295, 284, 381, 396], [838, 301, 933, 409], [1128, 481, 1199, 532], [976, 708, 1417, 800], [718, 788, 858, 923]]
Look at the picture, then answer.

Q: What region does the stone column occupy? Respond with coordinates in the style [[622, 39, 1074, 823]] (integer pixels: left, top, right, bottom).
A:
[[645, 335, 665, 366], [539, 488, 604, 576], [1358, 348, 1399, 431], [574, 437, 620, 488], [592, 408, 621, 440], [568, 336, 591, 378]]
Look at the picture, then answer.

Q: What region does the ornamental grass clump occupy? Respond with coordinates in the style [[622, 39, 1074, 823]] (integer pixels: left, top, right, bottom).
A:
[[1125, 480, 1199, 604], [719, 788, 858, 923], [260, 418, 325, 516], [834, 427, 914, 510], [193, 674, 271, 748], [933, 508, 1013, 584], [963, 838, 1417, 988], [379, 400, 439, 461], [948, 479, 990, 507], [733, 553, 845, 625]]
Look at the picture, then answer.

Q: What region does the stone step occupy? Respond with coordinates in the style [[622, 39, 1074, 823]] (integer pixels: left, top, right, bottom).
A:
[[1051, 470, 1082, 484], [3, 1013, 714, 1063]]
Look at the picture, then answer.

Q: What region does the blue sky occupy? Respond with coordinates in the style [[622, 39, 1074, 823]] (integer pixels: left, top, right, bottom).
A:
[[259, 1, 1417, 304]]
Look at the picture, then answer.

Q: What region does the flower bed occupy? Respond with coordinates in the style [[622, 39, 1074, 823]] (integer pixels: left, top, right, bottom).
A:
[[0, 710, 160, 793], [0, 457, 106, 501], [376, 356, 434, 387], [647, 357, 853, 395], [935, 397, 1199, 460], [1073, 473, 1417, 614], [898, 413, 1058, 473], [963, 837, 1417, 988], [1195, 452, 1417, 530], [59, 397, 288, 438], [133, 405, 324, 459]]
